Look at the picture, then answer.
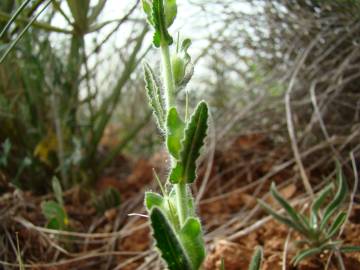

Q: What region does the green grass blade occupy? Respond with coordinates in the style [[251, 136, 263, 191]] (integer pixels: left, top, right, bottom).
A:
[[0, 0, 52, 64], [150, 207, 192, 270], [340, 246, 360, 253], [0, 0, 32, 39], [248, 246, 263, 270]]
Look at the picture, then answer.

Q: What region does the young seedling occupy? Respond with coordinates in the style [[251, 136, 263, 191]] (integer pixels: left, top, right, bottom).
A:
[[41, 177, 69, 231], [141, 0, 208, 269], [258, 165, 360, 266]]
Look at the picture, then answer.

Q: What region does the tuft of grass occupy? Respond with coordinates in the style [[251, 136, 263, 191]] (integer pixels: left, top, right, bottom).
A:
[[258, 164, 360, 266]]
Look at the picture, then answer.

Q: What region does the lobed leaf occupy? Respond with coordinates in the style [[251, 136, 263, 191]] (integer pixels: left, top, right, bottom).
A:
[[143, 62, 165, 131], [169, 101, 208, 184], [150, 207, 192, 270], [248, 246, 263, 270], [166, 107, 185, 159]]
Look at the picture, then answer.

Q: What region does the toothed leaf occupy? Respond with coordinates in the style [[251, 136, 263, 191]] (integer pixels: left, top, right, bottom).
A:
[[166, 107, 185, 159], [169, 101, 208, 184], [152, 0, 173, 47], [143, 62, 165, 131], [150, 207, 192, 270]]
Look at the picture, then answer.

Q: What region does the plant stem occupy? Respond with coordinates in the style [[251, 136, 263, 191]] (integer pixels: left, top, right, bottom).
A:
[[175, 182, 188, 226], [160, 41, 175, 109], [160, 40, 188, 226]]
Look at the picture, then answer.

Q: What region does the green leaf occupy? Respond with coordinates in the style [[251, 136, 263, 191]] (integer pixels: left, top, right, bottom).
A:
[[270, 183, 308, 233], [164, 0, 177, 27], [52, 177, 63, 206], [41, 201, 68, 230], [320, 168, 347, 230], [146, 191, 180, 231], [150, 207, 192, 270], [173, 38, 193, 88], [340, 246, 360, 253], [47, 218, 61, 230], [145, 191, 164, 210], [248, 246, 263, 270], [141, 0, 153, 25], [220, 258, 226, 270], [169, 101, 208, 184], [310, 183, 333, 229], [143, 62, 165, 131], [166, 107, 185, 159], [257, 199, 306, 235], [179, 217, 206, 270], [292, 247, 322, 266], [326, 212, 346, 239], [152, 0, 173, 47]]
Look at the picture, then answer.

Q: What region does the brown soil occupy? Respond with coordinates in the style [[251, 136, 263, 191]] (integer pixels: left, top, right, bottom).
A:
[[1, 134, 359, 269]]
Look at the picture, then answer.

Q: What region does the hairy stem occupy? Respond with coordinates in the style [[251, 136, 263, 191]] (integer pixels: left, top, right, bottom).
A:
[[160, 40, 188, 227], [160, 41, 175, 110]]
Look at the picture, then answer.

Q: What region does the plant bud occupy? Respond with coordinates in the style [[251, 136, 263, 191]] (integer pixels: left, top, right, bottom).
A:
[[172, 54, 186, 85]]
